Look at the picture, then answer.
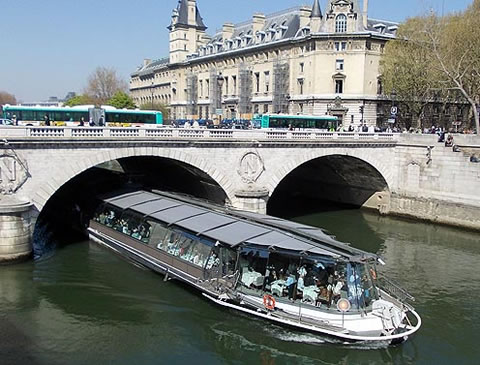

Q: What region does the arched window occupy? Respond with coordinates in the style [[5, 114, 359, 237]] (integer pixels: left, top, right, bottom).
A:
[[335, 14, 347, 33]]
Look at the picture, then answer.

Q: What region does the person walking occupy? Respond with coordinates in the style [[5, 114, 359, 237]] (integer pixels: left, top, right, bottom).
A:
[[44, 114, 51, 126]]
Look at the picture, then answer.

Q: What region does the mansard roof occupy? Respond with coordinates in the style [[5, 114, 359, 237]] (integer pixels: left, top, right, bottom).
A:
[[201, 7, 303, 53], [131, 57, 169, 77], [366, 18, 399, 37], [173, 0, 207, 30]]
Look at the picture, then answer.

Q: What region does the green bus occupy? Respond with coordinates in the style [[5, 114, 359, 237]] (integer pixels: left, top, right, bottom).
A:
[[260, 114, 338, 130], [2, 105, 163, 127]]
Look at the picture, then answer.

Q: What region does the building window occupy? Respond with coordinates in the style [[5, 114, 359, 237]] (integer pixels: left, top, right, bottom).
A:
[[335, 79, 344, 94], [335, 14, 347, 33], [264, 71, 270, 92], [336, 59, 344, 71], [300, 62, 304, 73], [232, 76, 237, 95], [298, 79, 304, 95], [199, 80, 203, 97], [206, 79, 210, 98], [334, 42, 347, 52], [299, 103, 304, 113], [377, 77, 383, 95], [264, 104, 269, 114], [254, 104, 259, 114], [255, 72, 260, 93]]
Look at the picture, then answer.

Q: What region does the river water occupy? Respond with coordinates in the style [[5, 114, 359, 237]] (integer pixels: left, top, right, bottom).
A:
[[1, 209, 479, 365]]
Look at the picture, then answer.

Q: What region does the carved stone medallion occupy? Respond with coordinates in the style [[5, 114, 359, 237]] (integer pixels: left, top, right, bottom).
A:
[[0, 150, 30, 195], [237, 151, 265, 184]]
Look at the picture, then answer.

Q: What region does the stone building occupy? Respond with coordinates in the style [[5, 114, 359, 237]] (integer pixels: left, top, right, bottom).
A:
[[130, 0, 398, 126]]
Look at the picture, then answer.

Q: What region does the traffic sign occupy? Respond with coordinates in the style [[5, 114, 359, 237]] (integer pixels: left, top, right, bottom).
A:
[[390, 106, 398, 115]]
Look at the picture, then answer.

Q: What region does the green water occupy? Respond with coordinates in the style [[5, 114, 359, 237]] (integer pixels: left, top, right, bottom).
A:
[[1, 210, 479, 364]]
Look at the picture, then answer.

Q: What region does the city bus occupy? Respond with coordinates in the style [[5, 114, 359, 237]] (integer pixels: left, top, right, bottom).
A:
[[1, 105, 163, 127], [260, 114, 338, 130]]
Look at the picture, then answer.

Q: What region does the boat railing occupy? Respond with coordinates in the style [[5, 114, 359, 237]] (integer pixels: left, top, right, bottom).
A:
[[378, 276, 415, 303]]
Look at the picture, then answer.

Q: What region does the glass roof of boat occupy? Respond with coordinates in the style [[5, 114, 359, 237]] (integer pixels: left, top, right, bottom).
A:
[[104, 191, 376, 260]]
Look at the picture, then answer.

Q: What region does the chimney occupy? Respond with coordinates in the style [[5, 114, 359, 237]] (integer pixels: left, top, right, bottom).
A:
[[363, 0, 369, 29], [299, 6, 312, 29], [222, 23, 234, 41], [188, 0, 196, 26], [252, 13, 266, 34]]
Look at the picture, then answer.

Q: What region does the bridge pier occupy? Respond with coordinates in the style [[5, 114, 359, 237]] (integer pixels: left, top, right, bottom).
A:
[[233, 187, 270, 214], [0, 196, 34, 264]]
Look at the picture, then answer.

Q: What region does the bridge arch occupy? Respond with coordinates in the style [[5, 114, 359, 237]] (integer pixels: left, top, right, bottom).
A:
[[31, 147, 236, 212], [266, 149, 394, 213]]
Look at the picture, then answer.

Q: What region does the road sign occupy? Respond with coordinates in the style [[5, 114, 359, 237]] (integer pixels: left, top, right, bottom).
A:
[[390, 106, 398, 115]]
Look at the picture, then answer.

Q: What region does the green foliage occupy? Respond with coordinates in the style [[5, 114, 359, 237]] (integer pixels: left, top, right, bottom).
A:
[[381, 7, 480, 133], [106, 91, 136, 109], [64, 94, 92, 107], [140, 102, 170, 120]]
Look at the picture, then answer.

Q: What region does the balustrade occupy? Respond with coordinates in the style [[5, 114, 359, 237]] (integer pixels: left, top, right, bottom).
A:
[[0, 126, 400, 142]]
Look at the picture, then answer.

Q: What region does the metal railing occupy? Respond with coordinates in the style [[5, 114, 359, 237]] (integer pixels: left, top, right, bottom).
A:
[[378, 276, 415, 303]]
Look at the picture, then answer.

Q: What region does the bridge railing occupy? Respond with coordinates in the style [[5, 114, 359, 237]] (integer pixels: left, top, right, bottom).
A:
[[0, 126, 399, 141]]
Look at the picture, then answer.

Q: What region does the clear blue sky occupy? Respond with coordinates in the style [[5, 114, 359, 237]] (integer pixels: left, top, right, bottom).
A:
[[0, 0, 472, 102]]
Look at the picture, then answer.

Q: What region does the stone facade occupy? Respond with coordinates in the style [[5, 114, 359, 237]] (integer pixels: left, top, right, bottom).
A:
[[130, 0, 397, 126]]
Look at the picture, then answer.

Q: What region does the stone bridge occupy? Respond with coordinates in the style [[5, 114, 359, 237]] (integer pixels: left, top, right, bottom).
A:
[[1, 126, 480, 262]]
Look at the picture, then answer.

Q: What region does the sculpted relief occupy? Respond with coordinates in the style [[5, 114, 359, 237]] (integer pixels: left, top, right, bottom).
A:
[[0, 151, 30, 195], [237, 151, 265, 184]]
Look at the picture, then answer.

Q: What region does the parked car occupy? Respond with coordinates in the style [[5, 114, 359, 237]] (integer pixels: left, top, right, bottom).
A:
[[0, 119, 14, 126]]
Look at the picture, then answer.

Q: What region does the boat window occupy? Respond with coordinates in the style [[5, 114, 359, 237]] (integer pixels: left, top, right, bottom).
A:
[[115, 210, 150, 242], [156, 227, 214, 268], [237, 247, 268, 296], [263, 252, 300, 301], [346, 263, 378, 309], [144, 219, 170, 248], [93, 204, 123, 229]]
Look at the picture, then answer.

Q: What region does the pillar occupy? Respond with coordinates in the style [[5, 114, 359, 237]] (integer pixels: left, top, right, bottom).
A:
[[0, 196, 34, 263], [233, 187, 270, 214]]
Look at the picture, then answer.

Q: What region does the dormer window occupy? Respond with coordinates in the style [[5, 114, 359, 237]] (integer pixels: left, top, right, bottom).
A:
[[373, 23, 386, 34], [335, 14, 347, 33], [256, 31, 266, 43]]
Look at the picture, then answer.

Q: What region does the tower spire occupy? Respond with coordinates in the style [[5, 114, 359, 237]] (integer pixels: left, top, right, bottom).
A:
[[311, 0, 323, 18]]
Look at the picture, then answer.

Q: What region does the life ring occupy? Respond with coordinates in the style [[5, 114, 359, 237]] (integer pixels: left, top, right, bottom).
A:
[[370, 268, 377, 280], [263, 294, 276, 310]]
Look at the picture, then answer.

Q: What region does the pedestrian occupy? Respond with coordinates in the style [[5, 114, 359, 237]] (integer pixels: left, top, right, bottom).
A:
[[89, 117, 95, 126], [12, 114, 17, 126], [44, 114, 51, 126], [79, 117, 85, 126]]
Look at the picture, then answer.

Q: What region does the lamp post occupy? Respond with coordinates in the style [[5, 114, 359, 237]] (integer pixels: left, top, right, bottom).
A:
[[151, 82, 154, 110], [390, 89, 397, 126], [217, 74, 224, 114]]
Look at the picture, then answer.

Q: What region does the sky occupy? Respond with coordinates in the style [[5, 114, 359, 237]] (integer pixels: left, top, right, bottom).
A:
[[0, 0, 473, 102]]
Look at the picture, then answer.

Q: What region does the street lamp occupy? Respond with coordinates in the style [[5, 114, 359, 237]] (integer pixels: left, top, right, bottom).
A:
[[216, 74, 224, 112], [151, 82, 154, 110]]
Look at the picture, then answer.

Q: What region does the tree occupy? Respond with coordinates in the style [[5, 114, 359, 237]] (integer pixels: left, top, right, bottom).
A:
[[64, 94, 92, 107], [426, 4, 480, 134], [381, 18, 442, 130], [381, 5, 480, 134], [84, 66, 128, 105], [140, 102, 170, 122], [106, 91, 136, 109], [0, 91, 17, 105]]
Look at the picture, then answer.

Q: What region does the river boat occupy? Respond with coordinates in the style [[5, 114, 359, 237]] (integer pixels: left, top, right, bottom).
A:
[[88, 190, 421, 345]]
